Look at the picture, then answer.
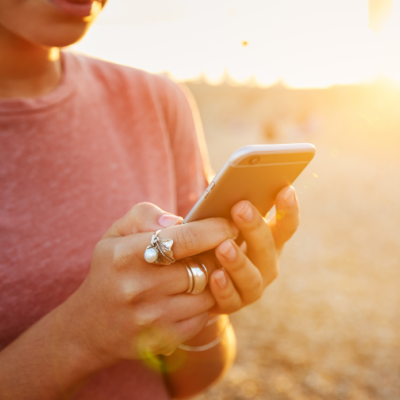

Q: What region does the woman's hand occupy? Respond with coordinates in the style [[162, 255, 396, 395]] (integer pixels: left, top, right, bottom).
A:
[[206, 186, 300, 314], [58, 203, 239, 369]]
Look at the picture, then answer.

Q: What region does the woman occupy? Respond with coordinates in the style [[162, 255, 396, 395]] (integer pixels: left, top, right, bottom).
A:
[[0, 0, 300, 399]]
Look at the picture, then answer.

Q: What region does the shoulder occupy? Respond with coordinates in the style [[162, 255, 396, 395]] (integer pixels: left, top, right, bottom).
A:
[[65, 51, 187, 111]]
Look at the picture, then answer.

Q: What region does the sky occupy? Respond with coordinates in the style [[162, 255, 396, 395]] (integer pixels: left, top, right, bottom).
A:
[[72, 0, 400, 88]]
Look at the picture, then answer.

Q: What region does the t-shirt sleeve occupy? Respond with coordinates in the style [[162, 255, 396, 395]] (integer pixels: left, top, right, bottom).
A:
[[157, 78, 213, 218]]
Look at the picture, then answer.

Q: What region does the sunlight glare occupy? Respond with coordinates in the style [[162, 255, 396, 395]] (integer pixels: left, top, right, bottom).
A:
[[379, 0, 400, 82], [71, 0, 400, 88]]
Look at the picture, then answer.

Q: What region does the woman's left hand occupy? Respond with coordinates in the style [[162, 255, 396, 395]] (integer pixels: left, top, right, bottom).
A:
[[205, 185, 299, 314]]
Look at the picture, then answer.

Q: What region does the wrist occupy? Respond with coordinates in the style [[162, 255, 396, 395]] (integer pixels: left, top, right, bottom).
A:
[[52, 291, 114, 382], [180, 314, 229, 348]]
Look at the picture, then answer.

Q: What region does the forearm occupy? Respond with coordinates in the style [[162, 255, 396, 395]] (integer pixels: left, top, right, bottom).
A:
[[0, 296, 105, 400], [163, 315, 236, 399]]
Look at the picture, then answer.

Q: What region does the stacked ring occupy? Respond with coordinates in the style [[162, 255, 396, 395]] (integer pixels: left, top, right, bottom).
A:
[[183, 258, 208, 295], [185, 264, 194, 294]]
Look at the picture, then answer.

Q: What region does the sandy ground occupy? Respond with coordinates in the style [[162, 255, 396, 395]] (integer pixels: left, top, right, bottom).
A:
[[187, 83, 400, 400]]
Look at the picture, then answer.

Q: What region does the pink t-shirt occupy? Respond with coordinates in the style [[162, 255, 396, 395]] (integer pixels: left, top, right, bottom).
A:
[[0, 52, 207, 399]]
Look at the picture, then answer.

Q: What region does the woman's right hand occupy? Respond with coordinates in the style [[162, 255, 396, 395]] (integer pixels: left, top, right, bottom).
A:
[[58, 202, 238, 370]]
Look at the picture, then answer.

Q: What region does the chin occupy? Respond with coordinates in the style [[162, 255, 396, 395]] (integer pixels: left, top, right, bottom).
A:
[[33, 22, 92, 47], [0, 0, 103, 48]]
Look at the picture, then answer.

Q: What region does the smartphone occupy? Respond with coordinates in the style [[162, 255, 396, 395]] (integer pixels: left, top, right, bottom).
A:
[[183, 143, 316, 223]]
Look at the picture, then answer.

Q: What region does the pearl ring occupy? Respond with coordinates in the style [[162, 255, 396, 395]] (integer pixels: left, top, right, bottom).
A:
[[144, 230, 176, 265]]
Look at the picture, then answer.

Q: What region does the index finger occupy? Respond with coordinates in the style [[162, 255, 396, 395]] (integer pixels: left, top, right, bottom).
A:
[[135, 218, 239, 262]]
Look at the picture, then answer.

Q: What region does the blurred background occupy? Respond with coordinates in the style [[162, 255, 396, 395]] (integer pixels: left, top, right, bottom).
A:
[[74, 1, 400, 399]]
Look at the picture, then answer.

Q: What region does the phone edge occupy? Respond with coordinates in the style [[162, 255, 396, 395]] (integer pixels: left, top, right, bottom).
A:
[[183, 143, 316, 224]]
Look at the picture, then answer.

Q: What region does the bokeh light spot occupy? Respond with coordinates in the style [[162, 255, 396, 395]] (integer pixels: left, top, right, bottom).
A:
[[276, 210, 286, 220], [273, 373, 293, 394]]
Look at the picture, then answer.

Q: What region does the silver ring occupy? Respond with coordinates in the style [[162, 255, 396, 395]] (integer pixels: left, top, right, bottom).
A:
[[144, 230, 175, 265], [185, 265, 194, 293], [183, 258, 208, 295]]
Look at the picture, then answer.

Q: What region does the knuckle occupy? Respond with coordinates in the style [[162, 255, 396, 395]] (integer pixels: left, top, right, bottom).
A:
[[117, 284, 137, 304], [133, 202, 158, 215], [134, 202, 155, 215], [222, 220, 238, 241], [135, 305, 163, 329], [217, 284, 236, 302], [228, 259, 245, 274], [113, 268, 156, 305], [111, 240, 132, 272], [225, 297, 242, 314], [124, 211, 137, 231], [175, 226, 198, 252], [111, 237, 146, 274], [122, 208, 141, 235], [126, 202, 159, 233], [247, 277, 263, 299], [220, 220, 233, 238], [117, 279, 145, 304], [127, 202, 147, 223], [212, 218, 235, 240]]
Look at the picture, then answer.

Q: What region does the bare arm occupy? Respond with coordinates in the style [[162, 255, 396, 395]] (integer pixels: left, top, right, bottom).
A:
[[164, 315, 236, 399], [0, 294, 106, 399]]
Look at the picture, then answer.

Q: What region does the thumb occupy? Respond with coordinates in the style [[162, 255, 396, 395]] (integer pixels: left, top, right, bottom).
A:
[[103, 202, 183, 239]]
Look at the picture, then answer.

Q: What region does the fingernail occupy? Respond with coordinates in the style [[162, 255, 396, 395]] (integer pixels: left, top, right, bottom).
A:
[[218, 240, 236, 261], [214, 269, 227, 289], [237, 201, 254, 221], [158, 214, 183, 228], [283, 186, 295, 207]]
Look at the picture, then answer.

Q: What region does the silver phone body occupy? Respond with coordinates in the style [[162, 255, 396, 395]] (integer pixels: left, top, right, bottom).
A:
[[183, 143, 316, 223]]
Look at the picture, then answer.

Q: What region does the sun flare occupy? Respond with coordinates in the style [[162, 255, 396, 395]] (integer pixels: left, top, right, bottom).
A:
[[72, 0, 400, 88]]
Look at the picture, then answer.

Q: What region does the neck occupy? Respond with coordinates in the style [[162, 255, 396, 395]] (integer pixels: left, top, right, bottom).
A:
[[0, 26, 61, 99]]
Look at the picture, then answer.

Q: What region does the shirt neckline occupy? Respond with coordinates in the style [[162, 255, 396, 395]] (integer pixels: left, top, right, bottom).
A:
[[0, 51, 78, 116]]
